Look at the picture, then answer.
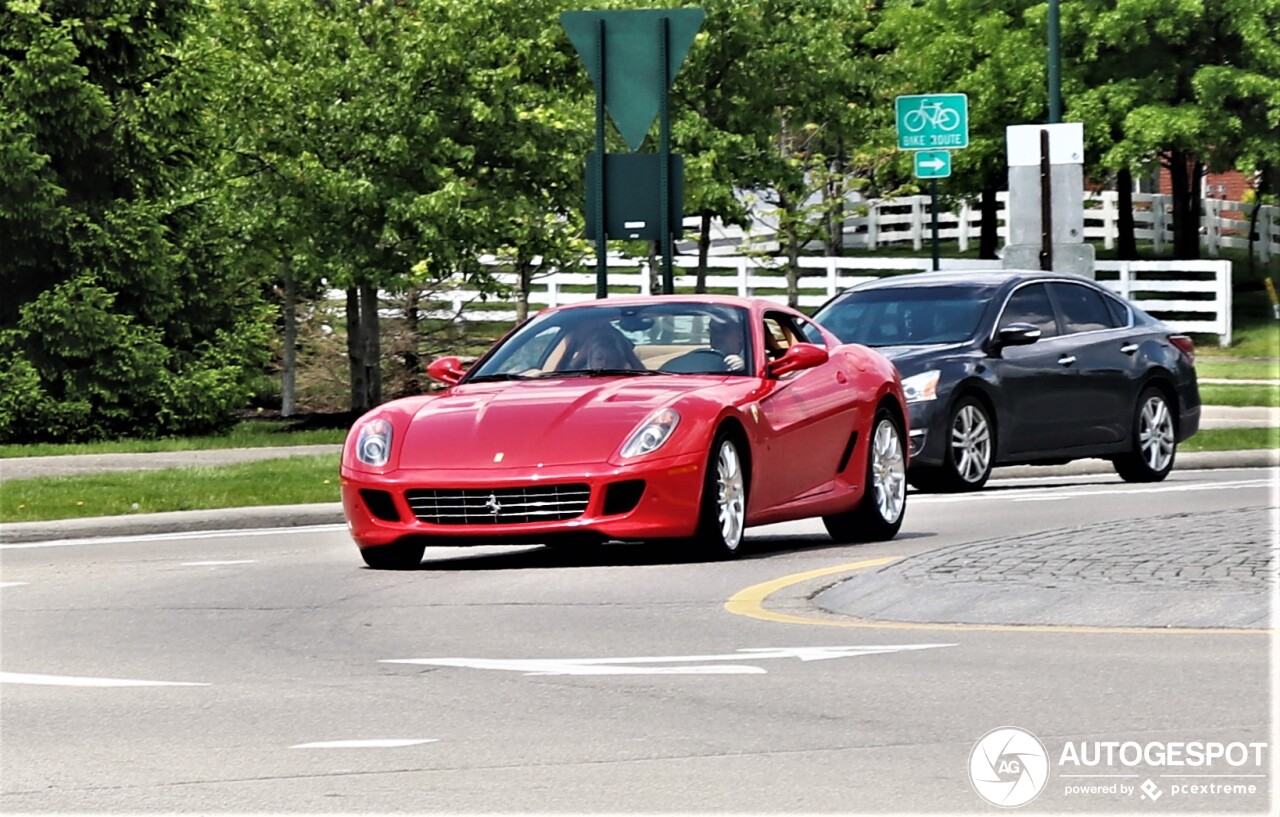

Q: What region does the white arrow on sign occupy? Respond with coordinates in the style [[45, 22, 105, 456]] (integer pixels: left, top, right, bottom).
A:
[[919, 156, 947, 171], [381, 644, 956, 676]]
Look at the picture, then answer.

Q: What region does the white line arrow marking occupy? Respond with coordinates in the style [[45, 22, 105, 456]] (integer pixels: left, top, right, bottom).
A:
[[381, 644, 955, 676], [182, 560, 259, 566], [291, 739, 438, 749], [0, 672, 209, 687]]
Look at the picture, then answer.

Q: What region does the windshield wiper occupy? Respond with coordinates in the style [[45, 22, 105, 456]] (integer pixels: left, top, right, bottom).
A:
[[552, 368, 662, 378], [465, 372, 541, 383]]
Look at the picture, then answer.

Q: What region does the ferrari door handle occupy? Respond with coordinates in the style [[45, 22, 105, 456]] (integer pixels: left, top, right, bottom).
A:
[[1120, 343, 1139, 355], [1058, 355, 1077, 367]]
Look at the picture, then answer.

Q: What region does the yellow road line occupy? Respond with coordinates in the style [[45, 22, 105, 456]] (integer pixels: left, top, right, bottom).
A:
[[725, 558, 1274, 636]]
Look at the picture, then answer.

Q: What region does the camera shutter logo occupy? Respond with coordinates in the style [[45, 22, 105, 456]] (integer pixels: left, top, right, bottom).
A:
[[969, 727, 1050, 807]]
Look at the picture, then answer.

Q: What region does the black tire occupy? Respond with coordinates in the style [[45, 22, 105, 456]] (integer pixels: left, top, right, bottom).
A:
[[688, 431, 748, 559], [1112, 386, 1177, 483], [907, 395, 994, 493], [823, 409, 907, 543], [359, 541, 426, 570]]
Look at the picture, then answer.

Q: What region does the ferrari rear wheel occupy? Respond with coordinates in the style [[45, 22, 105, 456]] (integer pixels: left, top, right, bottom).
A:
[[359, 541, 426, 570], [691, 431, 747, 559], [823, 409, 907, 543]]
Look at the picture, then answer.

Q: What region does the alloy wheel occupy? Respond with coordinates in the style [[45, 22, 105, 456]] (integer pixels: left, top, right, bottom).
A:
[[871, 419, 906, 523], [1139, 395, 1175, 472], [951, 404, 992, 484], [715, 440, 746, 551]]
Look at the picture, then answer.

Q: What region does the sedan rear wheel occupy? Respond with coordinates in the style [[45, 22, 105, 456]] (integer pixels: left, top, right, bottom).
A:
[[908, 396, 994, 493], [691, 432, 747, 559], [824, 409, 907, 543], [1113, 386, 1176, 482]]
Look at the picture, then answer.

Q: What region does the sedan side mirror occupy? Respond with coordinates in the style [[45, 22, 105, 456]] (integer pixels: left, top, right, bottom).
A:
[[426, 356, 465, 386], [994, 323, 1042, 348], [767, 343, 829, 377]]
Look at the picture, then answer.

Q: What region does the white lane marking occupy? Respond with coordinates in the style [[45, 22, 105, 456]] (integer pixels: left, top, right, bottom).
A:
[[290, 739, 438, 749], [0, 524, 347, 550], [382, 644, 956, 676], [0, 672, 209, 687], [181, 560, 258, 566], [0, 581, 28, 588], [913, 477, 1275, 505], [1011, 479, 1276, 502]]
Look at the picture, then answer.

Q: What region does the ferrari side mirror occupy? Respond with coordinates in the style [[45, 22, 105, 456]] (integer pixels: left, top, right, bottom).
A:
[[767, 343, 829, 377], [426, 356, 465, 386]]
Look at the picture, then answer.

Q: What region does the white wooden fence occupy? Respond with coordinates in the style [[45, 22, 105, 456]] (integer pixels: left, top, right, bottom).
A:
[[688, 193, 1278, 262], [421, 254, 1233, 345]]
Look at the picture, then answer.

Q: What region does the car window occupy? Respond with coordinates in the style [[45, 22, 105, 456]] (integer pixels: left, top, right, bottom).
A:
[[1102, 292, 1131, 327], [999, 283, 1059, 338], [762, 313, 806, 359], [795, 315, 826, 346], [1050, 282, 1117, 334], [812, 285, 994, 346]]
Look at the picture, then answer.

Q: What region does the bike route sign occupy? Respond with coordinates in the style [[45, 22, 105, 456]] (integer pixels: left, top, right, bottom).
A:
[[896, 93, 968, 150]]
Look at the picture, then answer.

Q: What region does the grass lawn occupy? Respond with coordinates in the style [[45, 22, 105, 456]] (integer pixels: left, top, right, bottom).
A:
[[1, 456, 340, 523], [1198, 383, 1280, 407], [1196, 359, 1280, 380], [0, 420, 346, 459], [1183, 427, 1279, 452]]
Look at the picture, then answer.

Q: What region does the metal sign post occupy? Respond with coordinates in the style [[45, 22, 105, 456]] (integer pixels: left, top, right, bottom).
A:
[[562, 9, 704, 298]]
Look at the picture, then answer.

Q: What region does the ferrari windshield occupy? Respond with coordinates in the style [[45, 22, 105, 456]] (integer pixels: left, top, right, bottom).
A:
[[466, 302, 754, 380], [815, 285, 995, 346]]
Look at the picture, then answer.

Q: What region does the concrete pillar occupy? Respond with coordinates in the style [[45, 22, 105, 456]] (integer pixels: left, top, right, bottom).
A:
[[1002, 123, 1096, 278]]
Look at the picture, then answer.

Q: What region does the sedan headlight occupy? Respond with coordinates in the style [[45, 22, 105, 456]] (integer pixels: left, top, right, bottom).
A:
[[355, 419, 394, 466], [901, 370, 940, 403], [620, 409, 680, 458]]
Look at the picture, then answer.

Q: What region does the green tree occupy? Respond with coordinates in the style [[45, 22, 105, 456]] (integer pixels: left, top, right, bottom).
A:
[[0, 0, 271, 442]]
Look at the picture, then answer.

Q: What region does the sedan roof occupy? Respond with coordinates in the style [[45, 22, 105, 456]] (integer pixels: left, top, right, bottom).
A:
[[850, 268, 1099, 290]]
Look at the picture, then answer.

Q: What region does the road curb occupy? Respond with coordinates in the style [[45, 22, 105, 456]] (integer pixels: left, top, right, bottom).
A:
[[1, 451, 1275, 545]]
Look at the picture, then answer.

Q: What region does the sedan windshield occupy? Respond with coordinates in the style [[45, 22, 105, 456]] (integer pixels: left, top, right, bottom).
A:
[[466, 302, 754, 380], [815, 285, 995, 346]]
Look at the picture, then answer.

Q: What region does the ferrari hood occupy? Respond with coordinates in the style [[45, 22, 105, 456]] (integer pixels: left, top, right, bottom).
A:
[[397, 376, 721, 469]]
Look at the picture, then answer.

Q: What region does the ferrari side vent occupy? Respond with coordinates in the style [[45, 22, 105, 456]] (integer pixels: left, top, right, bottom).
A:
[[836, 431, 859, 474], [360, 489, 401, 522], [405, 484, 590, 525], [603, 480, 646, 516]]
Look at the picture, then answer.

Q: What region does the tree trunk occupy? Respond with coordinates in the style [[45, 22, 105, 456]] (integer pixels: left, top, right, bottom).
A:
[[1246, 163, 1272, 276], [826, 156, 845, 256], [1117, 168, 1138, 260], [516, 259, 534, 323], [359, 279, 381, 407], [280, 259, 297, 417], [403, 288, 420, 397], [979, 185, 999, 259], [1168, 150, 1204, 260], [696, 212, 711, 294], [346, 286, 366, 412], [778, 191, 801, 308]]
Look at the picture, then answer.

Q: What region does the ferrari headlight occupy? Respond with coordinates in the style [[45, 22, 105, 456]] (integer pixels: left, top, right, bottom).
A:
[[355, 418, 393, 466], [620, 408, 680, 458], [901, 370, 940, 403]]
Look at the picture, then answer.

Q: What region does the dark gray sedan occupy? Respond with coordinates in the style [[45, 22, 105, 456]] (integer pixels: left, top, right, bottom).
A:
[[811, 270, 1201, 491]]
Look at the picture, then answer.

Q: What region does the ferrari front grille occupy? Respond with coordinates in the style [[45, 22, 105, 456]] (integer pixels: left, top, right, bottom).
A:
[[404, 484, 591, 525]]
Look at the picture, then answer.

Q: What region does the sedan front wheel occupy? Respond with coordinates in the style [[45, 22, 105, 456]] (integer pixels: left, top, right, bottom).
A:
[[908, 396, 994, 493]]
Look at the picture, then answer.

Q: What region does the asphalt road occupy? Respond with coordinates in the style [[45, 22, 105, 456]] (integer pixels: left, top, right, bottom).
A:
[[1, 466, 1275, 814]]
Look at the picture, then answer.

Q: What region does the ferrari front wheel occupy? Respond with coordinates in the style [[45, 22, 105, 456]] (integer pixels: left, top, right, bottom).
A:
[[823, 409, 907, 543], [690, 431, 748, 559], [359, 541, 425, 570]]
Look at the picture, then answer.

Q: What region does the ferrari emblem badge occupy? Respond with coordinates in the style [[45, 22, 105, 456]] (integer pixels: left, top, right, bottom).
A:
[[485, 493, 502, 517], [750, 404, 760, 423], [493, 452, 504, 463]]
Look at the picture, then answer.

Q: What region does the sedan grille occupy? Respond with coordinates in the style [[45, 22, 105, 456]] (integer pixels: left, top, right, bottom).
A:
[[404, 484, 591, 525]]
